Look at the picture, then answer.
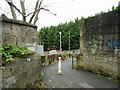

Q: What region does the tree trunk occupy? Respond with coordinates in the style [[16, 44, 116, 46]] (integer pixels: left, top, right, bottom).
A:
[[29, 0, 40, 23], [20, 0, 26, 21], [6, 0, 17, 20], [33, 0, 43, 24]]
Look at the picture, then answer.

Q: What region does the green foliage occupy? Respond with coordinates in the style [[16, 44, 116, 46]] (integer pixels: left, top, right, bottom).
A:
[[95, 11, 105, 16], [38, 5, 118, 51], [0, 44, 30, 63], [38, 17, 84, 51], [94, 5, 120, 17], [111, 5, 120, 11]]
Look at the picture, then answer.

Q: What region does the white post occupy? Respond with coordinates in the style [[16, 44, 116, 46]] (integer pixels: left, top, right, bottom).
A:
[[69, 31, 70, 57], [59, 32, 62, 52], [45, 56, 48, 66], [58, 57, 62, 75]]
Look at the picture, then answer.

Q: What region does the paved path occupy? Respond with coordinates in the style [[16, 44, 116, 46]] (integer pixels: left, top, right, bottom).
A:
[[41, 58, 118, 88]]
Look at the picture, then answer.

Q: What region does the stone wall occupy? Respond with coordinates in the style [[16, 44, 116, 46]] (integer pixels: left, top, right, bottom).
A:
[[1, 14, 37, 51], [82, 53, 119, 79], [0, 14, 41, 89], [79, 10, 120, 79], [1, 54, 42, 88]]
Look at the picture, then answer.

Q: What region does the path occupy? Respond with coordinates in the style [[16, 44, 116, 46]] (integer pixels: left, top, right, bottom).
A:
[[41, 58, 118, 88]]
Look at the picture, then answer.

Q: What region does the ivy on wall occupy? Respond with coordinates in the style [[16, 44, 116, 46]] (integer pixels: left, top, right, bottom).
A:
[[0, 44, 32, 63]]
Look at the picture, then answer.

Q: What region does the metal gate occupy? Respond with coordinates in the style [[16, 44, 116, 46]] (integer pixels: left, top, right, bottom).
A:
[[71, 49, 77, 69]]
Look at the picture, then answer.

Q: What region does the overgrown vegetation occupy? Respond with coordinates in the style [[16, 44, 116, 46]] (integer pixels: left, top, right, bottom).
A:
[[0, 44, 32, 63], [25, 81, 47, 89], [94, 5, 120, 16], [25, 72, 48, 89], [11, 72, 48, 88]]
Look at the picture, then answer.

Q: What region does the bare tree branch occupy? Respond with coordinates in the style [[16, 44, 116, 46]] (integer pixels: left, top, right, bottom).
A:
[[26, 7, 56, 17], [20, 0, 26, 21], [33, 0, 43, 24], [29, 0, 40, 23], [26, 7, 57, 24], [49, 11, 57, 16], [41, 7, 50, 11], [5, 0, 56, 25], [6, 0, 25, 18], [33, 7, 57, 24], [41, 7, 57, 16], [26, 8, 56, 17], [6, 0, 17, 20]]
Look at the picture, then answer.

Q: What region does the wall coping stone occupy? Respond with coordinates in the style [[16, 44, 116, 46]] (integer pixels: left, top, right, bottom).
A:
[[0, 14, 37, 28]]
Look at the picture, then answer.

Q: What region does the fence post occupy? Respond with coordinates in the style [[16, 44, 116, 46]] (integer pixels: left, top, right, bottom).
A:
[[72, 49, 74, 69]]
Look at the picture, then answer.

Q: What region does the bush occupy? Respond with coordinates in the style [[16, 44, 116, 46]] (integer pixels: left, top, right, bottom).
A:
[[76, 53, 84, 70], [0, 44, 32, 63]]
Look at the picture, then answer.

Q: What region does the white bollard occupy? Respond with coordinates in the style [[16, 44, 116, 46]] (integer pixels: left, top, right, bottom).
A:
[[45, 56, 48, 66], [58, 57, 62, 75]]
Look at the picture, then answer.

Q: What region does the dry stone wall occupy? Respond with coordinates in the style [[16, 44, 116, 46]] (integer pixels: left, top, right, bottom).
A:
[[0, 15, 40, 89], [1, 14, 37, 51], [1, 54, 42, 88], [80, 10, 119, 79]]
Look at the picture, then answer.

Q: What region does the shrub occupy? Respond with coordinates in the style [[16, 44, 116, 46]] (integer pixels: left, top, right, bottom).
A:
[[0, 44, 32, 63]]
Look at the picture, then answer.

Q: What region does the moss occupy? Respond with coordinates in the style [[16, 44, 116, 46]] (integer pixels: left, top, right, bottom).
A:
[[85, 67, 119, 81]]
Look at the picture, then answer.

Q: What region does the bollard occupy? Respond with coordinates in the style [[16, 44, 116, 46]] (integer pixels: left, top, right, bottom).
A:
[[45, 56, 48, 66], [57, 57, 62, 75]]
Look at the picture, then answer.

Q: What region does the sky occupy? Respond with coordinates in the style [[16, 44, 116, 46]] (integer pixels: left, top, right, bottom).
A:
[[0, 0, 119, 30]]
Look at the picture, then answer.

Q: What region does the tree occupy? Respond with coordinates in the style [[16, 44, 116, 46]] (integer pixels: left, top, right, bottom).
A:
[[38, 17, 83, 51], [20, 0, 26, 21], [5, 0, 56, 24], [6, 0, 17, 20]]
